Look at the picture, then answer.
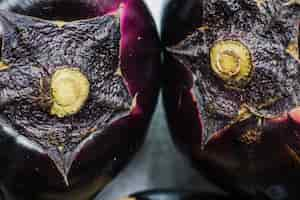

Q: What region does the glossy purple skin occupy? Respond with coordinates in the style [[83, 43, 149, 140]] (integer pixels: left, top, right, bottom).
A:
[[0, 0, 160, 199], [162, 0, 300, 198]]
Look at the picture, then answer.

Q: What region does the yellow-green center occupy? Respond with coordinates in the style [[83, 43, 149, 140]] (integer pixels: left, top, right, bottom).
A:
[[50, 68, 90, 118], [210, 40, 253, 87], [54, 79, 78, 106], [216, 50, 241, 77]]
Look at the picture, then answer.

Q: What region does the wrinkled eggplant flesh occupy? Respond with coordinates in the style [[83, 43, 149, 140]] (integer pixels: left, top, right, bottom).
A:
[[0, 11, 132, 177], [165, 0, 300, 196], [168, 0, 300, 145]]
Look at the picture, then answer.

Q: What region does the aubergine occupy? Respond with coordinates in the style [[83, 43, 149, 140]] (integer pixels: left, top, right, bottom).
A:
[[0, 0, 160, 199], [163, 0, 300, 199]]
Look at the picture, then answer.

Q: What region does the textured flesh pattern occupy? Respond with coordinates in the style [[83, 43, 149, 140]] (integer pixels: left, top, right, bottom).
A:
[[0, 11, 132, 163], [168, 0, 300, 144]]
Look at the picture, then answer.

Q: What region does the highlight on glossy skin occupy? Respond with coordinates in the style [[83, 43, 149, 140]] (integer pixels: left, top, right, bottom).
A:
[[164, 0, 300, 198]]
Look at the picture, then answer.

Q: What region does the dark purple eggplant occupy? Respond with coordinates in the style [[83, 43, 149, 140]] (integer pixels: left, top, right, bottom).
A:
[[0, 0, 160, 199], [162, 0, 300, 199]]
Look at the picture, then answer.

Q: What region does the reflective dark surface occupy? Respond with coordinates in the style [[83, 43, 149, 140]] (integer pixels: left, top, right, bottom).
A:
[[129, 189, 231, 200], [121, 189, 281, 200]]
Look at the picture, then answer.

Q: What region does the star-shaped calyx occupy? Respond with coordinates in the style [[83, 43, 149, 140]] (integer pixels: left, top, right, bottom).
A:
[[167, 0, 300, 149], [0, 10, 134, 185]]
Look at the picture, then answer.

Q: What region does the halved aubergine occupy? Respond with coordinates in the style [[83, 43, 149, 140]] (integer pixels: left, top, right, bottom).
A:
[[0, 0, 161, 199], [162, 0, 300, 199]]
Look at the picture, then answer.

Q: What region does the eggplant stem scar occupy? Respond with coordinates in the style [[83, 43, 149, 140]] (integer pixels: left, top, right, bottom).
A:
[[210, 40, 253, 88], [216, 50, 241, 77], [50, 68, 90, 118]]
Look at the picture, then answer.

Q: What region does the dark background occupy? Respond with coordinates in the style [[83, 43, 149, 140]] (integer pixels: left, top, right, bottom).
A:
[[96, 1, 222, 199], [96, 96, 222, 200]]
